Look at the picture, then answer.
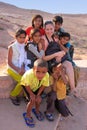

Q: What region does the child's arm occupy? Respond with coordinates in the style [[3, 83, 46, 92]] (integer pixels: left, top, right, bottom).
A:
[[37, 85, 45, 96], [25, 85, 35, 99], [43, 51, 65, 61], [28, 44, 44, 58], [58, 42, 68, 53]]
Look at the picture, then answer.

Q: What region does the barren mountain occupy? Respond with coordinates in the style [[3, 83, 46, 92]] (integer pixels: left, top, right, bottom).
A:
[[0, 2, 87, 72]]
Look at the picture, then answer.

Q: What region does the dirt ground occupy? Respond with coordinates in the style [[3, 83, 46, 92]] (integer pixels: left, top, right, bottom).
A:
[[56, 96, 87, 130]]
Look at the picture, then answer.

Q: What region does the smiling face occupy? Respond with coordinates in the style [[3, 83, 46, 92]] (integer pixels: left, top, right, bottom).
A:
[[32, 31, 41, 44], [45, 23, 54, 37], [60, 36, 70, 45], [33, 66, 47, 80], [34, 17, 43, 29]]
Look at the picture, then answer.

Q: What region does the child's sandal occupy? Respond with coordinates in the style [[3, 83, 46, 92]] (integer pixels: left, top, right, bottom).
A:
[[32, 108, 44, 121], [44, 111, 54, 121], [23, 112, 35, 127]]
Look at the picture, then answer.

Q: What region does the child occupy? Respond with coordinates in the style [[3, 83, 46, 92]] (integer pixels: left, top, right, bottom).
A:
[[58, 32, 80, 88], [21, 59, 49, 127], [25, 28, 45, 70], [25, 14, 45, 42], [58, 32, 75, 66], [44, 64, 72, 121], [53, 15, 74, 59], [52, 15, 64, 35], [7, 29, 27, 105]]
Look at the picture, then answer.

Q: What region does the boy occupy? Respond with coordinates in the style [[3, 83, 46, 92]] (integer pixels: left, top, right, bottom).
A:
[[21, 59, 49, 127], [52, 15, 64, 35], [44, 64, 71, 121], [58, 32, 75, 66], [53, 15, 74, 59]]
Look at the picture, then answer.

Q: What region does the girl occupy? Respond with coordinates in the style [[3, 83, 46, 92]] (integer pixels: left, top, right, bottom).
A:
[[25, 28, 44, 70], [25, 14, 45, 42], [7, 29, 27, 105]]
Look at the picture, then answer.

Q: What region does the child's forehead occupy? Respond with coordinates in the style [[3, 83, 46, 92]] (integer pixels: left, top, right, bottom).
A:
[[55, 22, 62, 25], [34, 66, 47, 70]]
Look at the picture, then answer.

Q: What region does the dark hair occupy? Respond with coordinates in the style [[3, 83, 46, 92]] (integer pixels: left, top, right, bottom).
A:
[[53, 16, 63, 24], [59, 32, 71, 40], [34, 59, 48, 69], [30, 28, 41, 38], [15, 29, 26, 38], [44, 21, 54, 27], [32, 14, 43, 28]]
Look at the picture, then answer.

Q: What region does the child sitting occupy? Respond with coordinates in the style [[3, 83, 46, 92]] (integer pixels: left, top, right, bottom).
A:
[[7, 29, 27, 105], [21, 59, 49, 127], [25, 28, 44, 70]]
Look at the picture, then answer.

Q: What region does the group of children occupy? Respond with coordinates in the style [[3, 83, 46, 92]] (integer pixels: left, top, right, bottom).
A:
[[7, 14, 79, 127]]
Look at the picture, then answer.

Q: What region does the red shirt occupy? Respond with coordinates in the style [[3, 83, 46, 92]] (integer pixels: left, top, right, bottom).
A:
[[26, 26, 45, 36]]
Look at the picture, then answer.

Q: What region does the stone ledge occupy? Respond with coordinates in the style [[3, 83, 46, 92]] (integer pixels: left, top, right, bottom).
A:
[[0, 74, 16, 98], [0, 65, 87, 99]]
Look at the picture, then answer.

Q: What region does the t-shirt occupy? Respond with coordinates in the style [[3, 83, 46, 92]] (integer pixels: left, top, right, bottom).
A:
[[26, 26, 45, 36], [64, 42, 71, 48], [21, 69, 49, 92], [56, 78, 66, 100]]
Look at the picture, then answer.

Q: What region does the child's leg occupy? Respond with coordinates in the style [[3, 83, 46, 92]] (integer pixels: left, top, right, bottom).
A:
[[7, 68, 21, 82], [35, 96, 42, 113], [46, 91, 56, 113], [10, 82, 22, 97], [27, 100, 35, 118], [32, 96, 44, 121], [8, 68, 22, 97]]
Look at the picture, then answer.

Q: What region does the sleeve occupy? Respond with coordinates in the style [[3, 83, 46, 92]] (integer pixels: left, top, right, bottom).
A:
[[28, 44, 44, 58], [65, 42, 71, 48]]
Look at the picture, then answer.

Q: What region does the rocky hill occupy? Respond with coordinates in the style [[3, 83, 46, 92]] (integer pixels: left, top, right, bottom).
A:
[[0, 2, 87, 72]]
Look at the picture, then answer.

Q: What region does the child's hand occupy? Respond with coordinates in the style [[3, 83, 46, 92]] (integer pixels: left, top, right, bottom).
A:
[[18, 67, 25, 75], [36, 95, 42, 103]]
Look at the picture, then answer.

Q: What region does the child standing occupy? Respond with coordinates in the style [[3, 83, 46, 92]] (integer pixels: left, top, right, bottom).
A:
[[7, 29, 27, 105], [25, 14, 45, 42], [21, 59, 49, 127]]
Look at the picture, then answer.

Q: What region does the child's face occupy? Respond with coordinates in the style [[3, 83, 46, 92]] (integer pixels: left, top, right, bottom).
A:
[[60, 36, 69, 45], [34, 18, 42, 28], [45, 24, 54, 37], [33, 32, 41, 44], [52, 66, 60, 80], [16, 34, 26, 44], [33, 66, 47, 80], [55, 22, 62, 31]]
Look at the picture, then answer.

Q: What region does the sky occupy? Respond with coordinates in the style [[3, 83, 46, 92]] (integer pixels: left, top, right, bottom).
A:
[[0, 0, 87, 14]]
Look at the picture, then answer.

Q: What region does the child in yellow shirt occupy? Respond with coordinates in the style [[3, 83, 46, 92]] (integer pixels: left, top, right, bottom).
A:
[[21, 59, 49, 127], [45, 64, 72, 121]]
